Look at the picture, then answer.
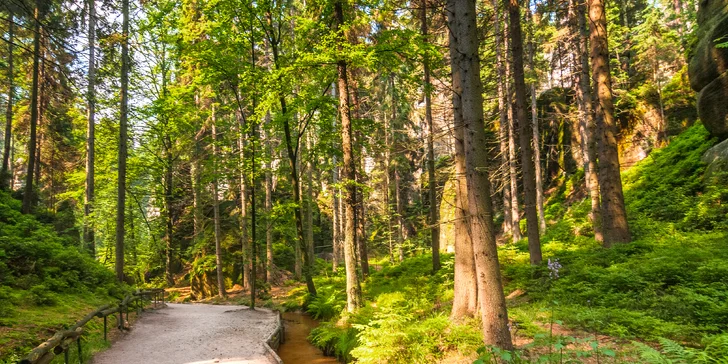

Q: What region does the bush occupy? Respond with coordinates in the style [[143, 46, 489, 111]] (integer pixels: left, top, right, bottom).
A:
[[28, 285, 57, 306], [0, 191, 118, 297]]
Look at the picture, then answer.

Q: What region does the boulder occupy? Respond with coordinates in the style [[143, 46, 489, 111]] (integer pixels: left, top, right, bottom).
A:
[[697, 72, 728, 139], [688, 13, 728, 92], [702, 137, 728, 178], [689, 0, 728, 139]]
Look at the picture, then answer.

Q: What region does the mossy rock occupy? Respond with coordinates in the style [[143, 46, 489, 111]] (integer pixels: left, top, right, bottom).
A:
[[702, 137, 728, 177], [689, 0, 728, 139]]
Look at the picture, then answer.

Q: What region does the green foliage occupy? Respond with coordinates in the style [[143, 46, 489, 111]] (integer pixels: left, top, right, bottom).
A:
[[497, 124, 728, 357], [306, 279, 346, 320], [0, 192, 122, 360], [290, 254, 482, 363], [622, 125, 726, 232], [309, 322, 359, 363], [0, 191, 119, 297], [474, 334, 619, 364], [635, 334, 728, 363]]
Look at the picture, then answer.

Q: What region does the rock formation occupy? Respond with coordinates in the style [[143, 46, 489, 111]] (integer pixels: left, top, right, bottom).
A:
[[689, 0, 728, 140]]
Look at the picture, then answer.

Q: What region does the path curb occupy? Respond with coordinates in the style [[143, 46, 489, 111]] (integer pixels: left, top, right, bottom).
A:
[[263, 311, 284, 364]]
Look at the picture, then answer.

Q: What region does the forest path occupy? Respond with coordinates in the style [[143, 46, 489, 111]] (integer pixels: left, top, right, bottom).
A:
[[92, 303, 279, 364]]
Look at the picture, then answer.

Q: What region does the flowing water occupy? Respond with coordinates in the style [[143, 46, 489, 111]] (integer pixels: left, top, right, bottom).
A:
[[278, 311, 339, 363]]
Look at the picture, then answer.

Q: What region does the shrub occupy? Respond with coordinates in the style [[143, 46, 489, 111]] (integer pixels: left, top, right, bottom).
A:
[[28, 285, 57, 306]]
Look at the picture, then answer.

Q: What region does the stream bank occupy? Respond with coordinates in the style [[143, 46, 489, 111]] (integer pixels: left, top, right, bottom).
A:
[[277, 311, 339, 364]]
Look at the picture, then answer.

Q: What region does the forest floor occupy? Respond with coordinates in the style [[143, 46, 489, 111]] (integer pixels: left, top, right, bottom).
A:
[[92, 303, 279, 364]]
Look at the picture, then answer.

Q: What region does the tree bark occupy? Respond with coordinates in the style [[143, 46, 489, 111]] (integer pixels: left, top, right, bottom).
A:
[[268, 35, 313, 291], [331, 107, 341, 272], [572, 0, 602, 241], [84, 0, 96, 255], [211, 106, 226, 298], [115, 0, 129, 281], [589, 0, 631, 246], [504, 27, 522, 241], [507, 0, 543, 265], [395, 167, 405, 262], [449, 28, 478, 318], [447, 0, 513, 348], [526, 12, 546, 233], [384, 89, 394, 263], [265, 115, 274, 282], [530, 82, 545, 233], [420, 0, 440, 272], [22, 1, 44, 214], [294, 148, 303, 280], [355, 145, 369, 277], [494, 0, 516, 238], [305, 132, 316, 276], [336, 0, 362, 312], [2, 12, 14, 190], [238, 117, 251, 289], [250, 112, 258, 310], [164, 137, 174, 286]]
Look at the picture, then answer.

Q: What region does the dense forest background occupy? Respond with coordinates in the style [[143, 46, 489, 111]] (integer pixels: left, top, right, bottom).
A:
[[2, 0, 728, 361]]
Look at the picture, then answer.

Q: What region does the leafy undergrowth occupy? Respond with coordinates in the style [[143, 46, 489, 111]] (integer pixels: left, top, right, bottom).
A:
[[0, 191, 124, 362], [285, 124, 728, 363]]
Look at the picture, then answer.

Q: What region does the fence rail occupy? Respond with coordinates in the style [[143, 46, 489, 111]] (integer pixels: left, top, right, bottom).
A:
[[19, 289, 166, 364]]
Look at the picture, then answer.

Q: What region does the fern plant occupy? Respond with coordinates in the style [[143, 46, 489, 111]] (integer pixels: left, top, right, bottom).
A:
[[634, 335, 728, 363]]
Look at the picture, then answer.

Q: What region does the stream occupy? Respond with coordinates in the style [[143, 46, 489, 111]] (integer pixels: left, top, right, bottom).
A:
[[278, 311, 339, 364]]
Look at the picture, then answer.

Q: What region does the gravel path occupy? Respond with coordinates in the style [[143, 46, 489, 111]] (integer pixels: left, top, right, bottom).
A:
[[92, 303, 279, 364]]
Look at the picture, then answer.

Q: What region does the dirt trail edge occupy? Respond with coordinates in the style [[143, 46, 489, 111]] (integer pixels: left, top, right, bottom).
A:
[[92, 303, 279, 364]]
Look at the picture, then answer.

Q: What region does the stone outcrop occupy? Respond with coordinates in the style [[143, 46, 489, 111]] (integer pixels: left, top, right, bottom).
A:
[[689, 0, 728, 139], [702, 138, 728, 178]]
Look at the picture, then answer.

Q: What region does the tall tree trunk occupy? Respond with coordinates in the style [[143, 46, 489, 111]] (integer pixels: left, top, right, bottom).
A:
[[238, 117, 251, 289], [249, 28, 258, 308], [350, 77, 368, 277], [507, 0, 543, 265], [282, 104, 314, 293], [494, 0, 514, 237], [449, 33, 478, 318], [191, 130, 202, 250], [294, 149, 303, 280], [267, 25, 314, 293], [332, 108, 341, 272], [391, 77, 406, 262], [355, 146, 369, 277], [115, 0, 129, 281], [211, 106, 226, 298], [573, 0, 602, 241], [530, 83, 545, 233], [2, 12, 14, 190], [420, 0, 440, 272], [22, 1, 44, 214], [265, 116, 274, 282], [504, 27, 522, 241], [250, 114, 258, 310], [336, 0, 362, 312], [384, 96, 394, 263], [164, 147, 174, 286], [395, 168, 405, 262], [447, 0, 513, 348], [305, 132, 316, 276], [84, 0, 96, 255], [589, 0, 631, 246], [526, 13, 546, 233]]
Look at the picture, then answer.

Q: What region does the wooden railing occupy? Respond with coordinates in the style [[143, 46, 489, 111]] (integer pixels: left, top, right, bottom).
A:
[[19, 289, 166, 364]]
